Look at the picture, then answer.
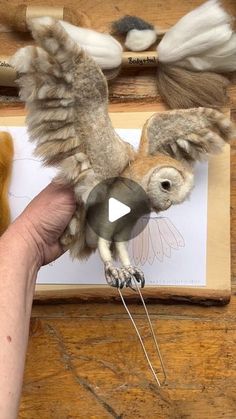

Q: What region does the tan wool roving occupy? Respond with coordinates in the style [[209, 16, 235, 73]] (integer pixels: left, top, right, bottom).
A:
[[0, 3, 90, 32], [0, 132, 14, 236]]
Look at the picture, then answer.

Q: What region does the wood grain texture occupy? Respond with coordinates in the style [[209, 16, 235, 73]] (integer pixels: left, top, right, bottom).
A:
[[20, 298, 236, 418], [0, 0, 235, 416]]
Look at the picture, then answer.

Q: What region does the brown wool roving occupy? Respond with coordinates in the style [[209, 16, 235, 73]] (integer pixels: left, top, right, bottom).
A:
[[156, 63, 230, 109], [0, 3, 90, 32]]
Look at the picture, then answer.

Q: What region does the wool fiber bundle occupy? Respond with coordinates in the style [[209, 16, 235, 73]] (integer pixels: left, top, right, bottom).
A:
[[2, 0, 236, 108], [0, 132, 14, 236]]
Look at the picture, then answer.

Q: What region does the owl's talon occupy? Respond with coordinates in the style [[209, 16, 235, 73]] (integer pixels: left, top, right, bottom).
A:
[[123, 266, 145, 288], [104, 263, 145, 289], [104, 262, 125, 288], [118, 270, 125, 289], [125, 277, 137, 291]]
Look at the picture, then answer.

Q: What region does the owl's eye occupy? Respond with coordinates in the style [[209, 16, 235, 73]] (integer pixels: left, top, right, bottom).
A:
[[161, 180, 171, 191]]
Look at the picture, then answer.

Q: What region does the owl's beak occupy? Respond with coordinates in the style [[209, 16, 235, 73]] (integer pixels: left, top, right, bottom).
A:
[[153, 199, 172, 212]]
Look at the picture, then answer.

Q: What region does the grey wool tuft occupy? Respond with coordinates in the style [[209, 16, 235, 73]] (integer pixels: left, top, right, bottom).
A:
[[112, 15, 154, 34]]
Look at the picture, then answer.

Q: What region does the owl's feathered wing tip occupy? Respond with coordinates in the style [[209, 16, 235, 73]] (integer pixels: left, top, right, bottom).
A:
[[142, 107, 236, 164]]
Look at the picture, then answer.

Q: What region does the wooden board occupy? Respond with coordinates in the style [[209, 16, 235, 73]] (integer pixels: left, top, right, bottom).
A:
[[0, 112, 231, 305], [0, 1, 234, 416]]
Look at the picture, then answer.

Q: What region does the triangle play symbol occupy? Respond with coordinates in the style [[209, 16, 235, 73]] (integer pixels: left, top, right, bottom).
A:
[[108, 197, 131, 223]]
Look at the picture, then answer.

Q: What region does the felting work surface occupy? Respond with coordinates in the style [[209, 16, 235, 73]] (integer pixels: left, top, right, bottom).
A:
[[0, 113, 231, 305]]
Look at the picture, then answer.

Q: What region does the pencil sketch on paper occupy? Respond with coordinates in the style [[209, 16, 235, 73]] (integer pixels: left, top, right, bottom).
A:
[[9, 158, 42, 203], [8, 147, 57, 220], [128, 216, 185, 266]]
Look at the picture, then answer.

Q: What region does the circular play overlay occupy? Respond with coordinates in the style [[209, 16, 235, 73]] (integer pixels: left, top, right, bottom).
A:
[[86, 177, 151, 242]]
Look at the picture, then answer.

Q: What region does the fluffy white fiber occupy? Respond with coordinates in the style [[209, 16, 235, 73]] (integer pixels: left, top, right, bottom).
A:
[[157, 0, 233, 64], [177, 33, 236, 72], [125, 29, 157, 51], [59, 20, 123, 69]]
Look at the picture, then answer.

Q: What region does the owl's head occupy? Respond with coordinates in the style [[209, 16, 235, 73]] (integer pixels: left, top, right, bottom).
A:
[[146, 164, 194, 212], [124, 153, 194, 212], [128, 108, 235, 213]]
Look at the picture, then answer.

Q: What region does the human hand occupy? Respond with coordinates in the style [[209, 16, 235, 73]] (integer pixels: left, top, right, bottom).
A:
[[13, 182, 76, 267]]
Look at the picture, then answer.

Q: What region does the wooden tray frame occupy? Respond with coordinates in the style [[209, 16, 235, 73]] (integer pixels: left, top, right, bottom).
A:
[[0, 112, 231, 306]]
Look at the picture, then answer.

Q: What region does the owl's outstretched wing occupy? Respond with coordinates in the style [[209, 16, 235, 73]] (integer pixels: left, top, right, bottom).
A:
[[139, 108, 236, 164], [10, 17, 134, 189]]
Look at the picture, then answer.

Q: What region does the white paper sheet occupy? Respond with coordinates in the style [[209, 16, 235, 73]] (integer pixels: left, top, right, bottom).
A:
[[2, 126, 208, 286]]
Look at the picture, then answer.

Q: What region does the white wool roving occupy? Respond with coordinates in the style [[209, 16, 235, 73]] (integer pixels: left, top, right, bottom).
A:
[[157, 0, 233, 64], [59, 20, 123, 69], [125, 29, 157, 51], [177, 33, 236, 72]]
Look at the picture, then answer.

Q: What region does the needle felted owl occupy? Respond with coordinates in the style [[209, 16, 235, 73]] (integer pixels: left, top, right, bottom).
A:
[[10, 17, 236, 289]]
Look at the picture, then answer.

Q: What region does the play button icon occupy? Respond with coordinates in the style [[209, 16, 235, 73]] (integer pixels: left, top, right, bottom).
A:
[[108, 198, 131, 222], [86, 177, 151, 242]]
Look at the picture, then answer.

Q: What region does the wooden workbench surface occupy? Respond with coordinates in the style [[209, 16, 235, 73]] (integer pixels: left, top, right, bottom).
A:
[[0, 0, 236, 417]]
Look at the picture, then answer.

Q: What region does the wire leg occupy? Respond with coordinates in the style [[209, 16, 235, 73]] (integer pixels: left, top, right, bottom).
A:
[[118, 284, 167, 387], [133, 278, 167, 384]]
